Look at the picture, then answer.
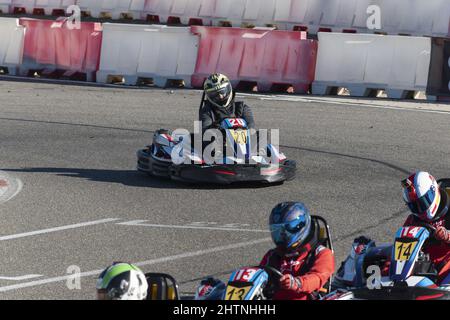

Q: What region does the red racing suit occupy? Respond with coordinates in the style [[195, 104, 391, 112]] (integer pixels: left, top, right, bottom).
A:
[[259, 242, 335, 300], [403, 212, 450, 285]]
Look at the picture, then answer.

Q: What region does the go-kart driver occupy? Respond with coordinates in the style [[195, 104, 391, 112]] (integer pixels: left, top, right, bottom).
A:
[[200, 73, 255, 130], [96, 262, 148, 300], [401, 171, 450, 286], [260, 202, 335, 300]]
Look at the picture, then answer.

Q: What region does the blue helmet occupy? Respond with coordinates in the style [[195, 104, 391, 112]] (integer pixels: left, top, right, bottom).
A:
[[269, 202, 312, 251]]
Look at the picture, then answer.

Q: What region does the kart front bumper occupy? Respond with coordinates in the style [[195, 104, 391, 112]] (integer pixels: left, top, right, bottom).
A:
[[137, 148, 296, 185]]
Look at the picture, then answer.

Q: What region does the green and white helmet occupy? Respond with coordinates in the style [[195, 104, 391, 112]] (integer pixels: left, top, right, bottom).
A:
[[96, 262, 148, 300], [203, 73, 233, 110]]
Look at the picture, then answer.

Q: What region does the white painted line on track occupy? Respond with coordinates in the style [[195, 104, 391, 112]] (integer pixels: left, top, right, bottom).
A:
[[0, 218, 120, 241], [0, 237, 271, 293], [116, 220, 269, 233], [0, 275, 42, 281], [256, 95, 450, 116], [237, 92, 450, 116]]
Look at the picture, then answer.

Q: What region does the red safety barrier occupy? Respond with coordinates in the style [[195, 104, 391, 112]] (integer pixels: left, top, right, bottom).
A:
[[191, 26, 318, 93], [19, 18, 102, 81]]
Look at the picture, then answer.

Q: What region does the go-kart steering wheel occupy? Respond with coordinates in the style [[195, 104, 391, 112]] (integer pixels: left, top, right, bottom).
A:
[[415, 222, 437, 236], [263, 265, 284, 280], [261, 266, 283, 299]]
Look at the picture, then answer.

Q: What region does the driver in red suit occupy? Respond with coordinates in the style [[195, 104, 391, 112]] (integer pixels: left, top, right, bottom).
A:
[[401, 171, 450, 286], [259, 202, 335, 300]]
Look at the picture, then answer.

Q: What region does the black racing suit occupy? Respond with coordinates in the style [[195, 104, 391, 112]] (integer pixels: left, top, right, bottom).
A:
[[199, 100, 255, 130]]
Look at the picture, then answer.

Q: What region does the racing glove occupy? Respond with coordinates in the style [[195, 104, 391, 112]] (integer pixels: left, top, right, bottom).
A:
[[435, 226, 450, 243], [280, 274, 302, 293]]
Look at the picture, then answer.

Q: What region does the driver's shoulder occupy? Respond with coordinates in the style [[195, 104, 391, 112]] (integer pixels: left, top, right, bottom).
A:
[[259, 248, 278, 265]]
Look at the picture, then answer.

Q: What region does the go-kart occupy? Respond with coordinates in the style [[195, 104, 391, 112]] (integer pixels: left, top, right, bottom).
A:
[[326, 179, 450, 300], [325, 225, 450, 300], [143, 216, 333, 300], [137, 117, 296, 185], [194, 216, 334, 300]]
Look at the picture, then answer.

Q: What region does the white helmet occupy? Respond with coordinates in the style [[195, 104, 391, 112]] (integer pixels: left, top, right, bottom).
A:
[[402, 171, 441, 222], [96, 262, 148, 300]]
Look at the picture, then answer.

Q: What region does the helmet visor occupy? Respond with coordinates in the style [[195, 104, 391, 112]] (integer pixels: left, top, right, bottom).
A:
[[407, 187, 436, 215], [270, 218, 307, 247], [207, 84, 232, 106]]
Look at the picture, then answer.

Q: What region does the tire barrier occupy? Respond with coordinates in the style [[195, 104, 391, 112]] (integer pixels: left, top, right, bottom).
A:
[[76, 0, 146, 20], [427, 38, 450, 101], [96, 23, 198, 87], [18, 18, 102, 81], [11, 0, 75, 15], [312, 32, 432, 99], [0, 17, 25, 75], [191, 26, 317, 93]]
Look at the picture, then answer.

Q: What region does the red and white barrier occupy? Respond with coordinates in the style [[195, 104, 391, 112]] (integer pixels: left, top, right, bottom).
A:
[[97, 23, 198, 87], [191, 26, 317, 92], [313, 32, 432, 99], [0, 17, 24, 75], [19, 18, 102, 80]]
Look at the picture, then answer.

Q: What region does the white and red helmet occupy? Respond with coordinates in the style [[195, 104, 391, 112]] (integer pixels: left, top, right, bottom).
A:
[[402, 171, 441, 222]]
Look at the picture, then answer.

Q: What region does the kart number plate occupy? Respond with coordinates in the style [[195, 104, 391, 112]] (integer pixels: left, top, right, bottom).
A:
[[224, 284, 252, 300], [229, 130, 247, 144], [394, 240, 418, 261]]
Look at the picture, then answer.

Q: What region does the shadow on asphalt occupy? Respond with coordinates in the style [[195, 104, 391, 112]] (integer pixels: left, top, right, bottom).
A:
[[2, 168, 284, 190]]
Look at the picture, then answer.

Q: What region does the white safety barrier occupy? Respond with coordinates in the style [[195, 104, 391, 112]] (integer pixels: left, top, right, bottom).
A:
[[97, 23, 199, 87], [76, 0, 146, 19], [10, 0, 75, 15], [351, 0, 450, 37], [273, 0, 362, 32], [0, 0, 12, 13], [141, 0, 449, 36], [142, 0, 279, 27], [272, 0, 450, 36], [0, 17, 24, 75], [142, 0, 205, 24], [312, 32, 432, 99]]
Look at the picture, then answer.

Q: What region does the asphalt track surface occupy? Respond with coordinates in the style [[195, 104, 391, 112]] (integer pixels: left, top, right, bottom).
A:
[[0, 79, 449, 299]]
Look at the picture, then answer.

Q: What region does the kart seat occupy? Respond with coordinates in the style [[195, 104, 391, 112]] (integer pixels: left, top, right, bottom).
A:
[[145, 273, 180, 300], [437, 179, 450, 198], [312, 216, 334, 296]]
